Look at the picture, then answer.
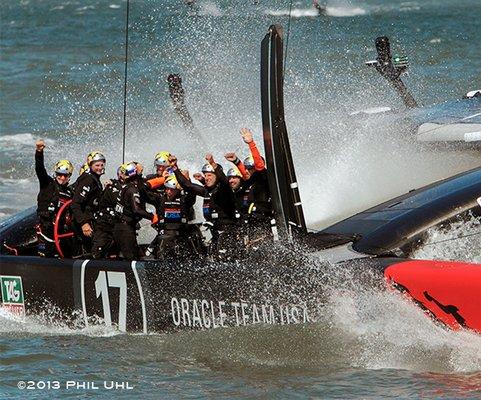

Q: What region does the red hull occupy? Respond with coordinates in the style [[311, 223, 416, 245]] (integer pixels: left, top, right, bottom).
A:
[[385, 260, 481, 333]]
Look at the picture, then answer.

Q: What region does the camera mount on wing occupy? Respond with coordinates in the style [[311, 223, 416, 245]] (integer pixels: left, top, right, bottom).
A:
[[365, 36, 418, 109]]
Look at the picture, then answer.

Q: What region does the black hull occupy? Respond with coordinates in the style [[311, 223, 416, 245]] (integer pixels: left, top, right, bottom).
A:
[[0, 254, 396, 333]]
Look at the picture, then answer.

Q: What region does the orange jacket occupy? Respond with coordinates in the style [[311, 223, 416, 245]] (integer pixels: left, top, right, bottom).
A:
[[248, 141, 265, 171], [237, 161, 249, 180]]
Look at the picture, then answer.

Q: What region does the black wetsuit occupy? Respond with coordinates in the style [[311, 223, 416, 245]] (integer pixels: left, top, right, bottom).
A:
[[71, 171, 103, 254], [147, 190, 203, 259], [174, 166, 238, 259], [114, 178, 154, 260], [35, 150, 73, 257], [91, 179, 124, 259], [242, 169, 274, 243]]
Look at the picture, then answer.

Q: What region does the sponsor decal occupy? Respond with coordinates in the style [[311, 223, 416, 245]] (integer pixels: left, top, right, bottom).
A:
[[171, 297, 310, 329], [1, 275, 25, 317]]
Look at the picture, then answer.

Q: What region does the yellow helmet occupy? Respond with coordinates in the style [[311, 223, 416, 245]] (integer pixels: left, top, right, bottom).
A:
[[54, 160, 74, 176], [154, 151, 171, 167], [227, 166, 242, 178], [164, 175, 180, 190], [243, 155, 254, 169], [119, 162, 137, 178], [79, 162, 89, 175], [87, 151, 106, 166]]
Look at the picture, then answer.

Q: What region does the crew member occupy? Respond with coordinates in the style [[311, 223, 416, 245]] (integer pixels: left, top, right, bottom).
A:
[[171, 154, 237, 259], [225, 163, 249, 214], [114, 162, 158, 260], [142, 150, 174, 211], [71, 151, 106, 254], [91, 166, 125, 259], [147, 174, 203, 259], [78, 150, 100, 177], [34, 139, 74, 257], [229, 128, 273, 245], [146, 151, 172, 190]]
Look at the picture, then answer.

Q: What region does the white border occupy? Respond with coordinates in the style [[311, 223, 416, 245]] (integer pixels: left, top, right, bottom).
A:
[[131, 261, 147, 334]]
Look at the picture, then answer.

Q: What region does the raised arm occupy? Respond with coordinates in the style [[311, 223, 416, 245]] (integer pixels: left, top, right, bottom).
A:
[[206, 153, 228, 185], [240, 128, 265, 171], [35, 140, 51, 188], [225, 152, 249, 180], [174, 168, 206, 197], [169, 155, 206, 196]]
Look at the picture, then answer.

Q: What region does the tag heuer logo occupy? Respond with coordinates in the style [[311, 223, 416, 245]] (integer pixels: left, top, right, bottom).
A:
[[1, 276, 24, 305]]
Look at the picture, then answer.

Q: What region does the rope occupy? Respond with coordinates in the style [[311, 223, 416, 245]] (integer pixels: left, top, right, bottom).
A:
[[122, 0, 131, 163], [420, 227, 481, 248]]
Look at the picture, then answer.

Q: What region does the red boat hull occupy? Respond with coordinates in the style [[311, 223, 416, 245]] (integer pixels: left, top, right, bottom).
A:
[[384, 260, 481, 333]]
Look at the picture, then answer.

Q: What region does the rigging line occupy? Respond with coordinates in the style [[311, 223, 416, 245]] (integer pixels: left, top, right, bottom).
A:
[[416, 110, 481, 138], [420, 228, 481, 248], [283, 0, 294, 81], [122, 0, 131, 164]]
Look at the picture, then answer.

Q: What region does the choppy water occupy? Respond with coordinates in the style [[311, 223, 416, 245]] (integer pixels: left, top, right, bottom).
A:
[[1, 0, 481, 398]]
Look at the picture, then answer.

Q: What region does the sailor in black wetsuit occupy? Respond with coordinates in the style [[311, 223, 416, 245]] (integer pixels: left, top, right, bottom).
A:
[[147, 174, 203, 259], [223, 164, 249, 243], [114, 162, 158, 260], [170, 154, 238, 260], [228, 128, 274, 246], [71, 151, 106, 255], [91, 166, 125, 259], [34, 139, 74, 257]]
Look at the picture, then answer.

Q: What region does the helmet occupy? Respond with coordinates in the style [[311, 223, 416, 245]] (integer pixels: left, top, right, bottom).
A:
[[119, 162, 137, 178], [79, 163, 89, 175], [227, 166, 242, 178], [116, 164, 123, 179], [154, 151, 171, 167], [243, 155, 255, 169], [201, 163, 216, 173], [54, 160, 73, 175], [164, 175, 180, 190], [87, 151, 106, 166]]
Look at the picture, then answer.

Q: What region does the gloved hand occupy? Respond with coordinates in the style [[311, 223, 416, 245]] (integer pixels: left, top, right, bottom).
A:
[[151, 214, 159, 225]]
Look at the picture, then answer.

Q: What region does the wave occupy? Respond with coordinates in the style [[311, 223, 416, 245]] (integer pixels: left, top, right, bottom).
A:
[[0, 133, 55, 150], [0, 178, 31, 186], [0, 306, 121, 338], [264, 6, 366, 18], [198, 1, 223, 17]]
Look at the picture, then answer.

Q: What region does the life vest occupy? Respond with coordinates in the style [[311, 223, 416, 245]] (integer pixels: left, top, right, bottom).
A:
[[161, 197, 187, 225], [38, 181, 73, 218], [115, 182, 143, 225], [202, 188, 234, 224]]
